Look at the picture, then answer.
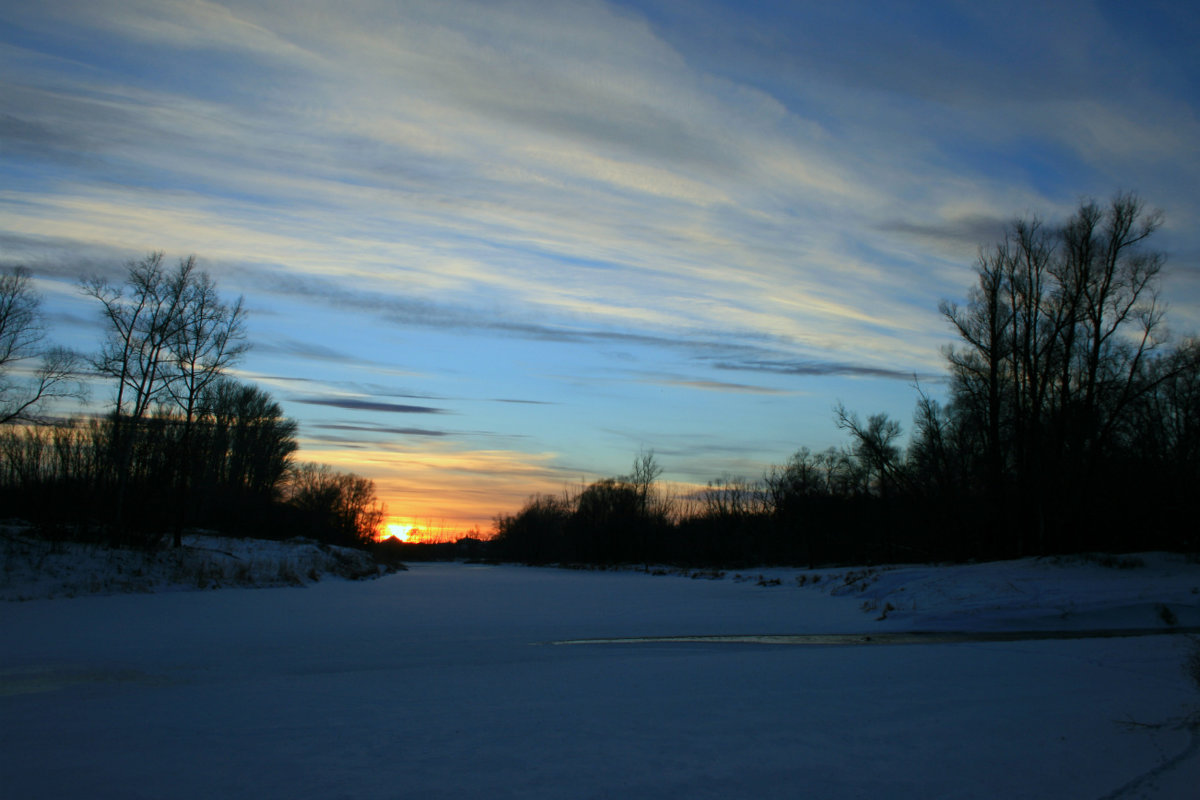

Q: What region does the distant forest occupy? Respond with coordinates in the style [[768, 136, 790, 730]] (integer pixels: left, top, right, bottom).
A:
[[494, 193, 1200, 566], [0, 253, 386, 550]]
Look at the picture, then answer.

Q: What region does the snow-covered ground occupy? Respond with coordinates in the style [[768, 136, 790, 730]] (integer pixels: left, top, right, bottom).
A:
[[1, 526, 386, 600], [3, 545, 1200, 798]]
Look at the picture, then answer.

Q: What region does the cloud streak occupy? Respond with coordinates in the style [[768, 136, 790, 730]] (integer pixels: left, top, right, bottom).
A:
[[316, 423, 449, 438], [294, 397, 448, 415], [712, 359, 931, 382]]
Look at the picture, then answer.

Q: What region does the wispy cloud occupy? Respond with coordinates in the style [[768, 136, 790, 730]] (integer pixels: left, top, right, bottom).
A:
[[712, 359, 929, 382], [294, 397, 448, 415], [489, 398, 558, 406], [648, 378, 793, 395], [316, 423, 449, 438], [876, 215, 1012, 252], [254, 338, 361, 364], [0, 0, 951, 365]]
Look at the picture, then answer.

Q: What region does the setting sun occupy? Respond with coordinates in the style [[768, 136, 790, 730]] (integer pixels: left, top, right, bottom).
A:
[[383, 523, 414, 542]]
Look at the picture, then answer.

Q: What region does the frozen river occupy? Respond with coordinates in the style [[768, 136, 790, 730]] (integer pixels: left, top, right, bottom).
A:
[[3, 561, 1199, 798]]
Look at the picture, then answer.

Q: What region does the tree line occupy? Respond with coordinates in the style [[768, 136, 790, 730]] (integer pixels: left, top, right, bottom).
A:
[[495, 193, 1200, 566], [0, 253, 386, 549]]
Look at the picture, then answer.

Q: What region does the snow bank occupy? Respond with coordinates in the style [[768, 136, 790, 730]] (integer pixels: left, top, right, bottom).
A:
[[0, 524, 387, 600], [800, 552, 1200, 631]]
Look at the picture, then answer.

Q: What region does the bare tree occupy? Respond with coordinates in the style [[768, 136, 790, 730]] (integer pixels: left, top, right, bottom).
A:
[[834, 402, 904, 498], [937, 193, 1171, 553], [1057, 193, 1166, 458], [82, 253, 248, 543], [764, 447, 823, 510], [83, 253, 193, 421], [907, 384, 957, 496], [699, 475, 765, 519], [940, 238, 1015, 490], [288, 463, 387, 546], [627, 449, 664, 516], [199, 379, 297, 501], [164, 265, 248, 546], [0, 267, 82, 425], [165, 264, 248, 426]]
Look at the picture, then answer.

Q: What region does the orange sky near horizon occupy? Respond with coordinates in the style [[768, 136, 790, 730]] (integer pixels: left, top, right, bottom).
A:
[[301, 441, 571, 541]]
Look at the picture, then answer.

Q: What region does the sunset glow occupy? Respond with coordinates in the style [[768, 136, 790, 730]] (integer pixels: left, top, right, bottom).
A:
[[383, 523, 414, 543]]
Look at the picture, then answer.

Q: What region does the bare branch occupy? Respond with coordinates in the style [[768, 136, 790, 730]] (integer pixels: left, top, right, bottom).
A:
[[0, 268, 85, 425]]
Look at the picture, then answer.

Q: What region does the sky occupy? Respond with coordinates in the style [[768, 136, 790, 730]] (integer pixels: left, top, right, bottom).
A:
[[2, 0, 1199, 538]]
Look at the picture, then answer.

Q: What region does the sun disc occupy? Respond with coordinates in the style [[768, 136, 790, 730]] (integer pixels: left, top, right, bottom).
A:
[[384, 523, 412, 542]]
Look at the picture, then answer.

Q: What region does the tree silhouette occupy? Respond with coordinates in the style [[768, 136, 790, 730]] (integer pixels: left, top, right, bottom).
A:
[[928, 193, 1181, 554], [82, 253, 250, 543], [0, 267, 81, 425]]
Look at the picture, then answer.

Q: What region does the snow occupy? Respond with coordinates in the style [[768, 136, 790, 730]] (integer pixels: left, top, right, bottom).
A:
[[3, 544, 1200, 798], [0, 527, 385, 600]]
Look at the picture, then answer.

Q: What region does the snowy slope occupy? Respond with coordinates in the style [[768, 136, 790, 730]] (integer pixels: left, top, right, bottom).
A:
[[1, 524, 386, 600], [3, 551, 1199, 798], [793, 552, 1200, 631]]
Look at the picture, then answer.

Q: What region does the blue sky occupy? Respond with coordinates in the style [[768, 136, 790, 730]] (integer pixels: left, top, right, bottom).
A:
[[3, 0, 1199, 535]]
